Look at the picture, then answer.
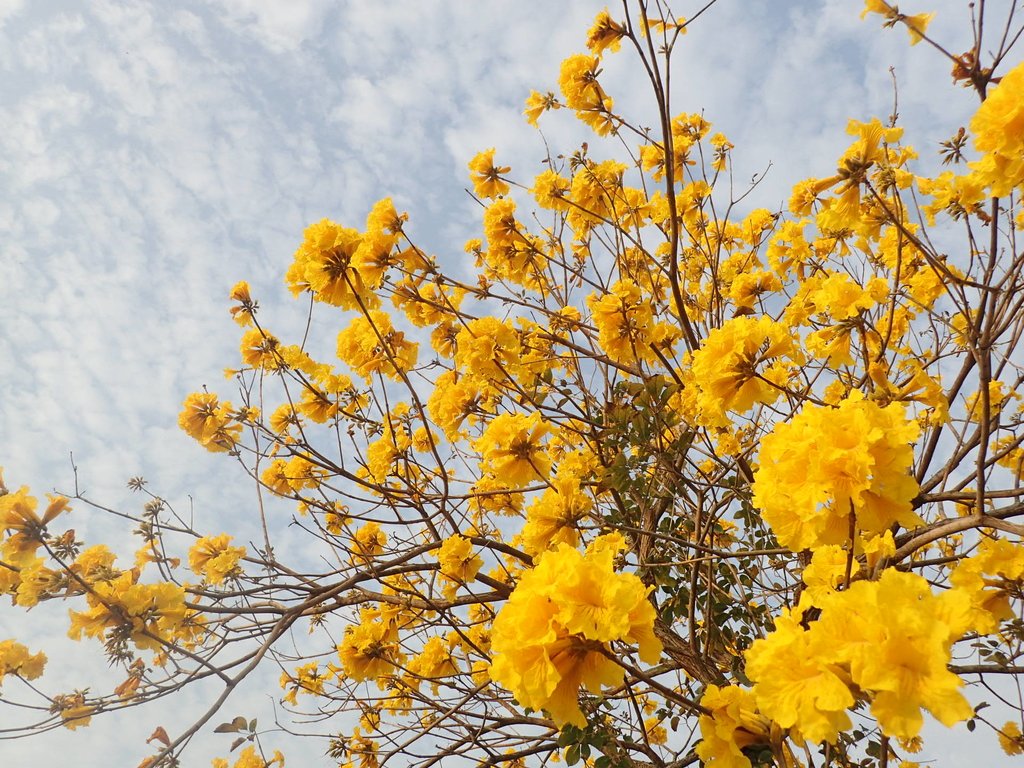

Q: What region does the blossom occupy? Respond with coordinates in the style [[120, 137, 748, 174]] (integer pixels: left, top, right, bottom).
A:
[[338, 619, 404, 682], [969, 60, 1024, 196], [336, 310, 418, 381], [474, 412, 551, 487], [751, 395, 922, 551], [489, 537, 661, 726], [695, 685, 769, 767], [685, 315, 799, 428], [188, 534, 246, 585], [587, 279, 679, 366], [239, 328, 282, 370], [744, 607, 854, 744], [286, 218, 381, 310], [950, 537, 1024, 633], [523, 90, 559, 127], [745, 570, 975, 743], [468, 148, 510, 199], [435, 535, 483, 594], [999, 721, 1024, 756], [228, 280, 255, 326], [67, 571, 190, 652], [407, 635, 459, 682], [0, 639, 46, 686], [178, 392, 242, 453], [351, 522, 387, 563], [558, 54, 615, 135], [585, 9, 626, 55], [520, 477, 592, 557]]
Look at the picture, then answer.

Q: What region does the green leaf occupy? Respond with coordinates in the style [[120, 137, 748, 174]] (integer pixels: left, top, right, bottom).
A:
[[566, 744, 580, 766]]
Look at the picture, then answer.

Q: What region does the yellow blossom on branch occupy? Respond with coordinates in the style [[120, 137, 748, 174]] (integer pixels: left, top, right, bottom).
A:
[[489, 535, 661, 726]]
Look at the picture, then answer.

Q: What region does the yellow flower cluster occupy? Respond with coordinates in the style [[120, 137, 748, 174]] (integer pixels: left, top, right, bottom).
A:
[[752, 395, 922, 551], [696, 685, 771, 767], [520, 476, 593, 558], [435, 535, 483, 598], [188, 534, 246, 585], [336, 309, 418, 382], [558, 53, 615, 135], [479, 198, 548, 288], [745, 569, 975, 743], [969, 60, 1024, 196], [285, 201, 403, 311], [468, 148, 511, 199], [0, 486, 71, 604], [178, 392, 242, 453], [683, 315, 799, 428], [68, 571, 192, 653], [473, 412, 551, 487], [212, 745, 285, 768], [950, 537, 1024, 633], [587, 279, 680, 366], [0, 639, 46, 687], [489, 535, 662, 726], [337, 611, 404, 683]]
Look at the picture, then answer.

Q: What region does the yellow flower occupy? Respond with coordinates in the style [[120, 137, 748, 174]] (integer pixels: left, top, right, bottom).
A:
[[436, 535, 483, 592], [474, 412, 551, 487], [489, 537, 661, 727], [228, 280, 255, 326], [558, 54, 615, 135], [520, 477, 592, 557], [744, 607, 855, 744], [178, 392, 242, 453], [336, 310, 418, 382], [999, 721, 1024, 756], [188, 534, 246, 585], [970, 60, 1024, 195], [239, 328, 282, 370], [523, 90, 559, 127], [478, 198, 548, 287], [752, 395, 922, 551], [364, 196, 407, 235], [801, 545, 859, 604], [531, 169, 571, 211], [407, 635, 459, 682], [286, 218, 381, 310], [686, 315, 798, 428], [468, 148, 511, 199], [587, 279, 679, 366], [0, 639, 46, 686], [950, 537, 1024, 633], [67, 571, 190, 652], [746, 570, 975, 743], [585, 9, 626, 55], [57, 693, 94, 730], [0, 487, 69, 534], [696, 685, 769, 768], [903, 12, 934, 45], [643, 716, 667, 745], [558, 53, 604, 112], [337, 620, 404, 682], [280, 661, 325, 705]]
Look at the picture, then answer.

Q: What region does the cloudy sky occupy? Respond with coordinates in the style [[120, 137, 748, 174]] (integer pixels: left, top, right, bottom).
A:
[[0, 0, 997, 765]]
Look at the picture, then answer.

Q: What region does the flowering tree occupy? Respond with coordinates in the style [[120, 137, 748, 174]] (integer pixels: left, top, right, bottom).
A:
[[4, 1, 1024, 766]]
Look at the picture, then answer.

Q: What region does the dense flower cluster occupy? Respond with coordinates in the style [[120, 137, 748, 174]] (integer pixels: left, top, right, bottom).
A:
[[490, 535, 662, 726], [751, 395, 922, 551]]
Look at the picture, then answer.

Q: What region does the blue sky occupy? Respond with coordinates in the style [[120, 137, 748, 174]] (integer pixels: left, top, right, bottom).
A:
[[0, 1, 995, 765]]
